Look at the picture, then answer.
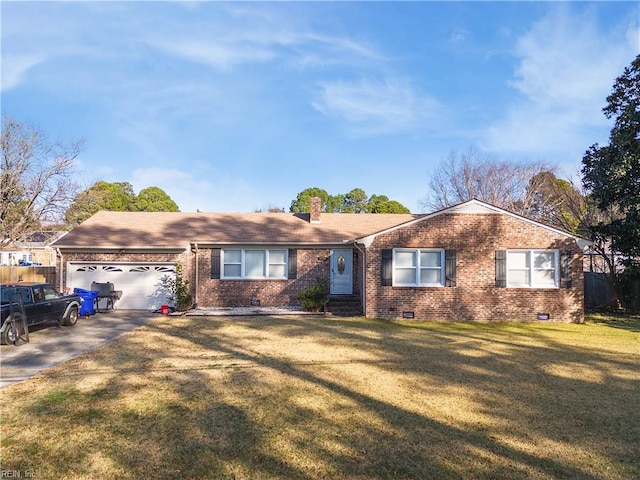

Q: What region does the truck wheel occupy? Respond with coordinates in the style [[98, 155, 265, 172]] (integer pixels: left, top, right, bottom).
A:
[[63, 307, 79, 326], [1, 320, 19, 345]]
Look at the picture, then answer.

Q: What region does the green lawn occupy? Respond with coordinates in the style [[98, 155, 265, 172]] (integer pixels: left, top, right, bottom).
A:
[[1, 313, 638, 480]]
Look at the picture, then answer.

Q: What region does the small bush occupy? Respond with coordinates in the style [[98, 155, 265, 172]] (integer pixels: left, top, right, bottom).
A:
[[162, 263, 193, 311], [297, 283, 329, 312]]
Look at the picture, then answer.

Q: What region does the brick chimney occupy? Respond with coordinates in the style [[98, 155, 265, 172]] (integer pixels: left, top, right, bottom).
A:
[[310, 196, 321, 223]]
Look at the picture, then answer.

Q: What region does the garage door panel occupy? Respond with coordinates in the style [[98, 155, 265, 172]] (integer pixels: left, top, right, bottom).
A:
[[70, 265, 125, 290], [68, 263, 175, 310], [126, 266, 174, 310]]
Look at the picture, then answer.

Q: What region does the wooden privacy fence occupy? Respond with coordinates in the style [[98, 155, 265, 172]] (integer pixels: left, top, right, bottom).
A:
[[584, 272, 614, 308], [0, 266, 57, 285], [584, 272, 640, 311]]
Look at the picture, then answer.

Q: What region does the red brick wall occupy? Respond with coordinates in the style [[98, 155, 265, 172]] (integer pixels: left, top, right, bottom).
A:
[[59, 248, 364, 310], [196, 248, 336, 307], [364, 213, 584, 323]]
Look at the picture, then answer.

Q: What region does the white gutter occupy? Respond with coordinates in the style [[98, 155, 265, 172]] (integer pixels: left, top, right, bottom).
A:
[[189, 242, 352, 248], [55, 245, 188, 251]]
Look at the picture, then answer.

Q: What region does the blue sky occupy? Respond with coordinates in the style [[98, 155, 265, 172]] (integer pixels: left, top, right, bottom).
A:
[[2, 1, 638, 213]]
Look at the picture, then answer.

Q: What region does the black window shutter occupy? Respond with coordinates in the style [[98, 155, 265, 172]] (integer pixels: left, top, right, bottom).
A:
[[381, 249, 393, 286], [445, 250, 457, 287], [211, 248, 221, 279], [288, 249, 297, 279], [495, 250, 507, 287], [560, 250, 572, 288]]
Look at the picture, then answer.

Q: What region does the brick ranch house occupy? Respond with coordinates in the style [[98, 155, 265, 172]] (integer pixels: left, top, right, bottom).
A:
[[52, 198, 590, 322]]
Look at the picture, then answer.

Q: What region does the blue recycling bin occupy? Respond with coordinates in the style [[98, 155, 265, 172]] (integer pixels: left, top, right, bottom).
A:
[[74, 288, 99, 316]]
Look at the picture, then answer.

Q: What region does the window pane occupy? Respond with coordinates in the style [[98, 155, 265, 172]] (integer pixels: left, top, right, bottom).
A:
[[508, 251, 529, 268], [420, 269, 440, 285], [534, 252, 554, 269], [508, 270, 529, 286], [420, 251, 441, 268], [395, 268, 416, 284], [269, 250, 286, 264], [269, 265, 286, 278], [533, 269, 556, 286], [224, 249, 241, 263], [395, 251, 416, 267], [245, 250, 265, 277], [224, 264, 241, 277]]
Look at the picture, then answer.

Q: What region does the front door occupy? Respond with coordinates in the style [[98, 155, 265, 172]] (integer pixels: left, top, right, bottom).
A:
[[330, 249, 353, 294]]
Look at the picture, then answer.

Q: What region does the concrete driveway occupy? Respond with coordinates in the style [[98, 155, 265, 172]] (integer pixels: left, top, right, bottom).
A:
[[0, 311, 160, 389]]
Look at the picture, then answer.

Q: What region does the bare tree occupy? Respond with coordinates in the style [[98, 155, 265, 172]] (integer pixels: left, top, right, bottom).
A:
[[421, 147, 557, 217], [526, 171, 590, 233], [1, 116, 84, 244], [529, 172, 626, 305]]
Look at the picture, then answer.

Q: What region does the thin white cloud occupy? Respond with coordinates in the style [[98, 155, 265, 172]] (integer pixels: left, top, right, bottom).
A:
[[130, 167, 259, 213], [510, 7, 633, 108], [148, 26, 382, 72], [300, 32, 383, 62], [449, 27, 470, 44], [485, 5, 639, 155], [152, 40, 277, 71], [312, 77, 441, 135], [1, 54, 44, 91], [1, 2, 128, 91]]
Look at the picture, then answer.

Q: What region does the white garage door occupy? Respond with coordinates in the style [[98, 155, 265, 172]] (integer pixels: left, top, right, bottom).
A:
[[68, 263, 176, 310]]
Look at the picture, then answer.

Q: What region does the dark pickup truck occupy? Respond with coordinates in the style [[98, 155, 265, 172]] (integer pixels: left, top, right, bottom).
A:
[[0, 282, 82, 345]]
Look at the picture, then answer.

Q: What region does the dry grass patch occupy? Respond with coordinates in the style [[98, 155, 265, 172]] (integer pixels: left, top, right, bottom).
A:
[[1, 313, 638, 479]]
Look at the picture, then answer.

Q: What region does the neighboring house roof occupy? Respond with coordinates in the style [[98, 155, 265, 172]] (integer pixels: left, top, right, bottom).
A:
[[1, 231, 67, 251], [51, 199, 591, 250], [19, 231, 67, 248], [0, 242, 22, 252]]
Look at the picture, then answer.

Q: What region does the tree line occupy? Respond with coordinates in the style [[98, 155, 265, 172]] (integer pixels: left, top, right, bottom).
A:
[[2, 55, 638, 309], [289, 187, 410, 214], [65, 181, 180, 226]]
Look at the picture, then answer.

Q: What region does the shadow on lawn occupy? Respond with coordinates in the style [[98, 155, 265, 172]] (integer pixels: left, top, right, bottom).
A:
[[6, 315, 639, 480], [588, 313, 640, 333]]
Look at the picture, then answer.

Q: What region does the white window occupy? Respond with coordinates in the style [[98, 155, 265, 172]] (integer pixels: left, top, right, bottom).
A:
[[222, 249, 288, 279], [393, 249, 444, 287], [268, 249, 287, 278], [223, 250, 242, 277], [507, 250, 558, 288], [245, 250, 266, 277]]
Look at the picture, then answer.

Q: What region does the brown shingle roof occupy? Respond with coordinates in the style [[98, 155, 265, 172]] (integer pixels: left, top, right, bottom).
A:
[[53, 211, 420, 249]]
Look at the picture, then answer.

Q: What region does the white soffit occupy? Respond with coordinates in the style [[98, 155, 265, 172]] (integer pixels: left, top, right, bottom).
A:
[[445, 201, 500, 214]]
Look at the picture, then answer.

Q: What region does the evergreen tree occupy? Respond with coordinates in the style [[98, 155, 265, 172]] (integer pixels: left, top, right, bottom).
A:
[[582, 54, 640, 267]]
